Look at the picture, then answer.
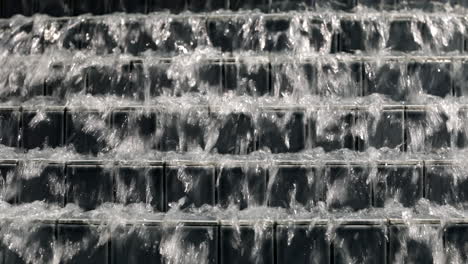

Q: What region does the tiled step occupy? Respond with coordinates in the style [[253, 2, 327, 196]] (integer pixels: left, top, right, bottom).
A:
[[0, 0, 464, 17], [0, 218, 466, 264], [4, 105, 468, 153], [1, 14, 467, 56], [3, 55, 468, 102], [3, 159, 468, 211]]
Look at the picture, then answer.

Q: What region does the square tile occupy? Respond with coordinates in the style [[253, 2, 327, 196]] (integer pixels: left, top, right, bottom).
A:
[[22, 109, 64, 150], [334, 225, 386, 264], [66, 164, 113, 211], [166, 165, 216, 209], [217, 164, 267, 209], [17, 161, 65, 205], [220, 224, 273, 264], [277, 224, 329, 264]]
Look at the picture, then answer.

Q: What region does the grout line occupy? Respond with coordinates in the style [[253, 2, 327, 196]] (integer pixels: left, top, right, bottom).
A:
[[386, 224, 391, 264], [163, 162, 168, 212], [330, 236, 335, 264], [422, 160, 427, 199], [273, 223, 278, 264], [217, 224, 221, 264]]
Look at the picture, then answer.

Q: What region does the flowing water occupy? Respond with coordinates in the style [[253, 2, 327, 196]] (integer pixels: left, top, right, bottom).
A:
[[1, 2, 468, 264]]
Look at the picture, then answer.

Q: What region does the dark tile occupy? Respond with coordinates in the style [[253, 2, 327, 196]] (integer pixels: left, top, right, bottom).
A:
[[270, 0, 313, 11], [358, 0, 384, 9], [70, 0, 111, 15], [338, 20, 365, 54], [166, 165, 215, 209], [405, 109, 451, 152], [112, 61, 145, 100], [303, 18, 336, 53], [407, 61, 452, 98], [220, 224, 273, 264], [207, 17, 242, 52], [112, 109, 157, 149], [115, 165, 164, 211], [0, 162, 17, 204], [33, 0, 71, 16], [188, 0, 226, 11], [155, 18, 200, 54], [17, 161, 65, 205], [0, 108, 20, 148], [120, 20, 157, 55], [445, 224, 468, 263], [110, 0, 147, 13], [207, 16, 263, 52], [65, 110, 110, 155], [2, 222, 55, 264], [149, 58, 224, 96], [460, 0, 468, 7], [324, 164, 371, 211], [77, 18, 120, 54], [271, 59, 316, 96], [58, 223, 108, 264], [154, 110, 212, 152], [334, 225, 386, 264], [453, 60, 468, 97], [178, 110, 211, 152], [389, 224, 442, 264], [85, 63, 118, 96], [112, 224, 163, 264], [268, 165, 320, 208], [456, 109, 468, 148], [223, 58, 270, 96], [1, 0, 33, 17], [258, 111, 306, 153], [317, 59, 362, 97], [277, 224, 329, 264], [426, 162, 468, 207], [66, 164, 113, 211], [58, 18, 83, 51], [44, 61, 70, 99], [156, 112, 179, 152], [161, 225, 218, 264], [387, 20, 421, 52], [315, 0, 358, 10], [310, 109, 355, 152], [146, 59, 173, 97], [374, 163, 423, 207], [198, 59, 223, 94], [356, 108, 404, 150], [229, 0, 269, 11], [363, 60, 407, 101], [396, 0, 458, 11], [418, 17, 463, 53], [148, 0, 188, 13], [381, 0, 396, 9], [211, 112, 255, 154], [264, 17, 292, 52], [22, 109, 64, 150], [217, 164, 267, 209]]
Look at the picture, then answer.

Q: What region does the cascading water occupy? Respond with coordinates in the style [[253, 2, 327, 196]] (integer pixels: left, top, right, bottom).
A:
[[0, 0, 468, 263]]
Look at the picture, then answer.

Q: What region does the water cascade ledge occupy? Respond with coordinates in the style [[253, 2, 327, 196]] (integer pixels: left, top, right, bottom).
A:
[[2, 1, 468, 263]]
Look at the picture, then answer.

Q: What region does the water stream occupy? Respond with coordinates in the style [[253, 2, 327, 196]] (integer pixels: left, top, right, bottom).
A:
[[0, 5, 468, 264]]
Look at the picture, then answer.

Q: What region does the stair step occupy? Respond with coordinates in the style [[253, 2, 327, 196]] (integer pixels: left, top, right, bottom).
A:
[[1, 13, 467, 55]]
